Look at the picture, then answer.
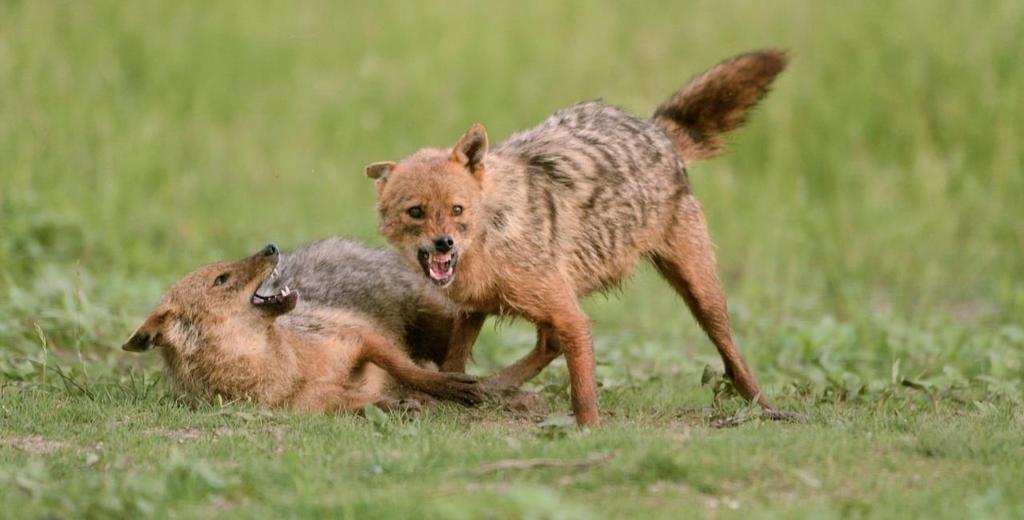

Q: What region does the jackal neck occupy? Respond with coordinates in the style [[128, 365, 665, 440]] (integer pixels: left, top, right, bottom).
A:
[[445, 242, 498, 311], [442, 155, 524, 314]]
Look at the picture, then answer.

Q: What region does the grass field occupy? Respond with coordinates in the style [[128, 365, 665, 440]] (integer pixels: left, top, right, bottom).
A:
[[2, 1, 1022, 518]]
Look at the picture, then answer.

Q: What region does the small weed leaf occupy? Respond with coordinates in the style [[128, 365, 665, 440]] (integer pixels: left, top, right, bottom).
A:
[[702, 367, 739, 408], [33, 323, 48, 386], [701, 364, 721, 386], [891, 358, 902, 386]]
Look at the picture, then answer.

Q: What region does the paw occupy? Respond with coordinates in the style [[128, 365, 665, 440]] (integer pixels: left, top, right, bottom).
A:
[[428, 372, 484, 405]]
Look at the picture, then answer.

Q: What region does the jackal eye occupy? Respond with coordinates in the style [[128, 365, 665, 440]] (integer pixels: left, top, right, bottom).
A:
[[406, 206, 424, 219], [452, 205, 463, 216], [213, 273, 229, 287]]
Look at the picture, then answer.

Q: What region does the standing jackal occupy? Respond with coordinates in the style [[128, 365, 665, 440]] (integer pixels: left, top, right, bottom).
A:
[[122, 242, 480, 412], [365, 50, 789, 426]]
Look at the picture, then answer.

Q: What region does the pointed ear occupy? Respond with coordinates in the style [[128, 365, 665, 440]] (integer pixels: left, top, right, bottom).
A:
[[122, 311, 168, 353], [450, 123, 488, 174], [365, 161, 395, 181]]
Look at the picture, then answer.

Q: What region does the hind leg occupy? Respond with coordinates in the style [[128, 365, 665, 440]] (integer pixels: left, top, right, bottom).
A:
[[651, 195, 771, 409], [354, 329, 483, 405], [483, 325, 563, 391]]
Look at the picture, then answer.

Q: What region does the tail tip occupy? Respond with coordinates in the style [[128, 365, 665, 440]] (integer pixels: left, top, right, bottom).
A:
[[652, 48, 790, 163]]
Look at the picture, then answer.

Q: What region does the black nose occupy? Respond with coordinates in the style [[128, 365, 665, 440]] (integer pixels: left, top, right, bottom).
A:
[[433, 236, 454, 253], [261, 243, 279, 257]]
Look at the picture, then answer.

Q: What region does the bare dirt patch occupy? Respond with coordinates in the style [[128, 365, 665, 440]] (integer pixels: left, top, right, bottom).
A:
[[502, 390, 550, 420], [1, 435, 68, 455], [143, 427, 205, 443]]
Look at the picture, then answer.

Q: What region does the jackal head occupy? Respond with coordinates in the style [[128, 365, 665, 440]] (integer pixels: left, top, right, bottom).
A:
[[121, 243, 298, 354], [366, 124, 488, 288]]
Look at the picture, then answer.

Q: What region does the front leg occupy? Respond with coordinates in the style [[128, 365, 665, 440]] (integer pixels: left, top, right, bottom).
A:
[[548, 306, 599, 427], [440, 311, 487, 373], [511, 280, 599, 427]]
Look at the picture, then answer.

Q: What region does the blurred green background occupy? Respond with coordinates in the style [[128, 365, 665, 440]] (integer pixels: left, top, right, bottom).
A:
[[1, 0, 1021, 391], [2, 2, 1023, 518]]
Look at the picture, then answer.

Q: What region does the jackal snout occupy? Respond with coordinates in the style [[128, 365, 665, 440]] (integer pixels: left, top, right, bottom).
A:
[[258, 243, 279, 257], [416, 234, 459, 288]]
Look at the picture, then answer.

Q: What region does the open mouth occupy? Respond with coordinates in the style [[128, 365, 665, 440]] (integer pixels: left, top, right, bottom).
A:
[[251, 265, 298, 312], [418, 250, 457, 287]]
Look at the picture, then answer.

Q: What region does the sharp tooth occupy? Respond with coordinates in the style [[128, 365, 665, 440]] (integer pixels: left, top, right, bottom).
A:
[[283, 286, 290, 296]]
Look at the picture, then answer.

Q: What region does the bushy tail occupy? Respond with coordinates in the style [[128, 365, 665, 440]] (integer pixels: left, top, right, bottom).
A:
[[652, 49, 788, 163]]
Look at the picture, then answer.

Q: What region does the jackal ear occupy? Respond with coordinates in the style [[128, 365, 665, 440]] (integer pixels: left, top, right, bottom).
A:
[[122, 311, 168, 353], [451, 123, 488, 175], [365, 161, 395, 181]]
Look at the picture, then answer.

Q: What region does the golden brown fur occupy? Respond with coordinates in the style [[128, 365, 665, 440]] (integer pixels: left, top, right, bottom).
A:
[[366, 50, 789, 426], [122, 244, 481, 412]]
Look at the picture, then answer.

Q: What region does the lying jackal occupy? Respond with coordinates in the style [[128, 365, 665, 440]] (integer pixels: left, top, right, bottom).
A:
[[365, 50, 789, 425], [122, 241, 481, 412]]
